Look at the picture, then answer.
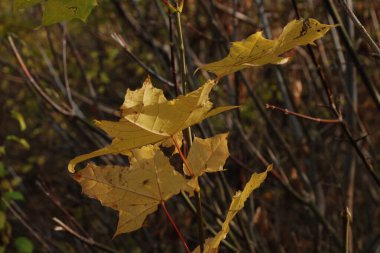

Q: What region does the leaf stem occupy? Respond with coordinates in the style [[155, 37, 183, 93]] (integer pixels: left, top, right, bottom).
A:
[[161, 201, 191, 253], [171, 136, 194, 176]]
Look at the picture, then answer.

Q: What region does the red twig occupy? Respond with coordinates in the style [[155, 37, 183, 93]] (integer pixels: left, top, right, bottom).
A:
[[153, 158, 191, 253], [161, 201, 191, 253], [171, 136, 194, 176], [161, 0, 177, 12], [266, 104, 342, 124]]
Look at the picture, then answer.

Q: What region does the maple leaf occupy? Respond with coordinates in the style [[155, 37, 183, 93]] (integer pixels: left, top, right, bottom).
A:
[[68, 77, 238, 173], [200, 18, 336, 77], [192, 165, 273, 253], [184, 133, 230, 192], [14, 0, 97, 26], [73, 145, 187, 236]]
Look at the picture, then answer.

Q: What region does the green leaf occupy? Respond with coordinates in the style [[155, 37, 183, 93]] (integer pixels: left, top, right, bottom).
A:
[[6, 136, 30, 150], [11, 111, 27, 131], [3, 191, 25, 201], [14, 237, 34, 253], [42, 0, 98, 26], [0, 246, 5, 253], [0, 162, 6, 177], [13, 0, 43, 10], [0, 211, 6, 230], [0, 146, 5, 157]]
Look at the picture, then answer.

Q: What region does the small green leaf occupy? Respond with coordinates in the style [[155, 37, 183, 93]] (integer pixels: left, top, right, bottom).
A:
[[14, 237, 34, 253], [42, 0, 98, 26], [0, 211, 6, 230], [3, 191, 25, 201], [11, 111, 27, 131], [6, 136, 30, 150], [13, 0, 43, 10], [0, 146, 5, 156], [0, 162, 7, 177]]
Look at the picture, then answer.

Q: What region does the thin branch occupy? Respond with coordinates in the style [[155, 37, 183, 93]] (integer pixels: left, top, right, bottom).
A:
[[323, 0, 380, 111], [212, 1, 256, 26], [8, 36, 74, 117], [171, 136, 194, 176], [62, 25, 74, 108], [266, 104, 342, 124], [153, 156, 191, 253], [160, 202, 191, 253], [111, 33, 175, 87], [2, 199, 54, 252], [344, 207, 352, 253], [52, 218, 119, 253], [293, 0, 380, 187], [174, 0, 188, 93], [168, 9, 180, 95], [338, 0, 380, 58]]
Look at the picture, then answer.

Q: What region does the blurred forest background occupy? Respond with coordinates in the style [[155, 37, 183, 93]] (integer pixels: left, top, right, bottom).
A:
[[0, 0, 380, 252]]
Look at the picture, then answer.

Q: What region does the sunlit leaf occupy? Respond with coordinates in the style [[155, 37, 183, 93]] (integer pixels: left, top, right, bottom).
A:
[[185, 133, 230, 191], [42, 0, 97, 25], [201, 18, 336, 77], [43, 0, 97, 26], [73, 146, 187, 236], [14, 0, 97, 26], [68, 78, 237, 172], [192, 165, 273, 253]]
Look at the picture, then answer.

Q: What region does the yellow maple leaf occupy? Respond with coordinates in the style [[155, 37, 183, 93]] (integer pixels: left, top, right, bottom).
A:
[[68, 77, 238, 173], [73, 145, 187, 237], [192, 165, 273, 253], [200, 18, 336, 78], [184, 133, 230, 192]]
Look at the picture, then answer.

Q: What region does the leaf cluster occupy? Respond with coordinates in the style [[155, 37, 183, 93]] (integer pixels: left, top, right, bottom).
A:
[[70, 16, 334, 250]]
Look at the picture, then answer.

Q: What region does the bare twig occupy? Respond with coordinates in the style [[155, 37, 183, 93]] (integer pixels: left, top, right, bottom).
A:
[[323, 0, 380, 111], [52, 218, 119, 253], [2, 199, 54, 252], [111, 33, 175, 88], [62, 25, 74, 108], [8, 36, 74, 117], [292, 0, 380, 187], [266, 104, 342, 124], [338, 0, 380, 58]]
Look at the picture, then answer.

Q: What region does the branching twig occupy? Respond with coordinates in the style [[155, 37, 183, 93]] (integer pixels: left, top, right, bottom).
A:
[[266, 104, 342, 124], [111, 33, 175, 88], [2, 199, 54, 252], [338, 0, 380, 58], [52, 218, 119, 253], [8, 36, 74, 117], [292, 0, 380, 187]]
